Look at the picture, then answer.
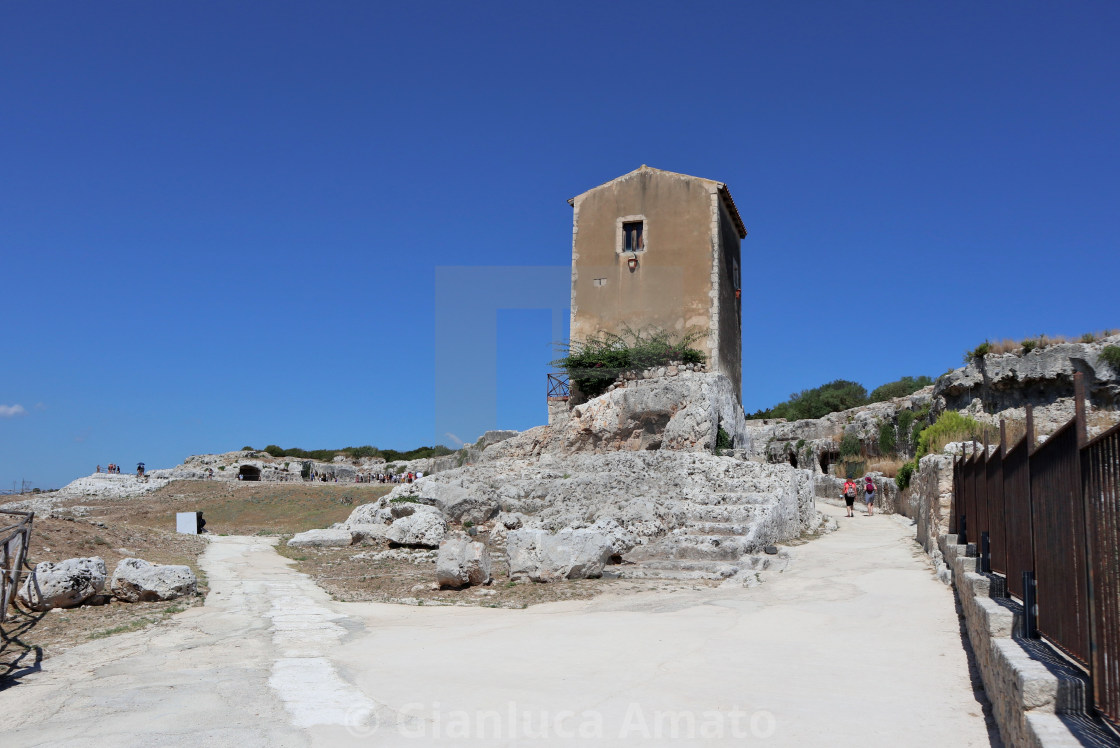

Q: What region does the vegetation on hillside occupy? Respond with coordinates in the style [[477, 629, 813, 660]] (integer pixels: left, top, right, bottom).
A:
[[965, 330, 1119, 362], [868, 376, 932, 403], [552, 328, 705, 400], [256, 444, 454, 463], [1101, 345, 1120, 370], [895, 411, 986, 490], [748, 374, 931, 421]]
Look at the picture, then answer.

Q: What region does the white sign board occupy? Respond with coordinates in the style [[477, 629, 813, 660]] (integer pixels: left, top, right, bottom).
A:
[[176, 512, 199, 534]]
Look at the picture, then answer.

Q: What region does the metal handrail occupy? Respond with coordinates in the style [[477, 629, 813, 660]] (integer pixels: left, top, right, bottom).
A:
[[1, 509, 34, 625]]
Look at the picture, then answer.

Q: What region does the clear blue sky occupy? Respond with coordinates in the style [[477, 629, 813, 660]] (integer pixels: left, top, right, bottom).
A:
[[3, 2, 1118, 490]]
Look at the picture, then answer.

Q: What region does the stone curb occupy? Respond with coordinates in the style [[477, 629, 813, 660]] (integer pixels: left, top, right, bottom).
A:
[[939, 534, 1092, 747]]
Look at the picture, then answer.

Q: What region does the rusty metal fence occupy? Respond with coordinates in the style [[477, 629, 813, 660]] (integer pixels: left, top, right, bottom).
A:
[[1, 509, 34, 625], [1083, 420, 1120, 730], [950, 373, 1120, 734]]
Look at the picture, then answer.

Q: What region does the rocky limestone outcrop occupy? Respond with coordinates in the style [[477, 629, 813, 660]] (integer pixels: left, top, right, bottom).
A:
[[484, 372, 751, 459], [436, 532, 492, 588], [385, 508, 448, 548], [743, 389, 934, 473], [109, 558, 198, 602], [506, 528, 617, 582], [932, 335, 1120, 437], [287, 528, 356, 547], [364, 450, 821, 564], [18, 556, 107, 611]]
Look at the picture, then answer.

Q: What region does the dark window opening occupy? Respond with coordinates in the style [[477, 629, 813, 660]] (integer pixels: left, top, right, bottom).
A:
[[623, 221, 644, 252]]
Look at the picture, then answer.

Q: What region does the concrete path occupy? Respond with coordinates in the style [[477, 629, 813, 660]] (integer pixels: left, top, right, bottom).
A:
[[0, 504, 997, 747]]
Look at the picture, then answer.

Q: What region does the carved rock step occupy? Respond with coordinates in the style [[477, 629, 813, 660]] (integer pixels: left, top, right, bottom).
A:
[[611, 559, 740, 581], [628, 534, 759, 562], [677, 492, 778, 507], [682, 521, 759, 536]]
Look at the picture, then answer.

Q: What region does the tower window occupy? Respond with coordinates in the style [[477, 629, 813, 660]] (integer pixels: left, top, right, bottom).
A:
[[622, 221, 644, 252]]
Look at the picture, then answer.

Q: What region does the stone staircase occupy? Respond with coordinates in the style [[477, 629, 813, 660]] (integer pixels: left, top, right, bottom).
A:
[[612, 491, 790, 582]]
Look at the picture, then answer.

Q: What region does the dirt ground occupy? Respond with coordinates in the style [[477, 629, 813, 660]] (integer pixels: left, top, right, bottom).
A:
[[2, 480, 392, 666], [276, 527, 721, 610], [2, 480, 707, 670]]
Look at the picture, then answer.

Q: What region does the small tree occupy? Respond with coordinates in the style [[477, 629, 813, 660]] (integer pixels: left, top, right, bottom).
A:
[[878, 422, 897, 455]]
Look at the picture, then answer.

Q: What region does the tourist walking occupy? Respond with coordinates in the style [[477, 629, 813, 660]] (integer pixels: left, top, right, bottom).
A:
[[864, 476, 876, 516], [842, 478, 857, 517]]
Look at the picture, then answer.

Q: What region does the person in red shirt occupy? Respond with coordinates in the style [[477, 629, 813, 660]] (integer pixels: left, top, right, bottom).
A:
[[842, 478, 857, 517]]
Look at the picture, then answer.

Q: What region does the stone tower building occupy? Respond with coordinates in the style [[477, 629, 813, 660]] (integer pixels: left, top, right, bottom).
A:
[[567, 165, 746, 402]]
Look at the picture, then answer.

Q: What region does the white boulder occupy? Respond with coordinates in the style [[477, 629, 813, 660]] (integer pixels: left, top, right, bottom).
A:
[[287, 528, 356, 547], [18, 556, 107, 610], [506, 529, 616, 582], [436, 532, 492, 588], [387, 511, 448, 548], [109, 558, 197, 602], [348, 523, 390, 543]]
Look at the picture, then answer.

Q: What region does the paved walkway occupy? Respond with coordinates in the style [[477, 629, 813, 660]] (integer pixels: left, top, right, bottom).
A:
[[0, 504, 997, 747]]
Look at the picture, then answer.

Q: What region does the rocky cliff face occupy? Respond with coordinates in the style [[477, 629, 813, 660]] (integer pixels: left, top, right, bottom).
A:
[[931, 335, 1120, 437], [486, 371, 750, 459]]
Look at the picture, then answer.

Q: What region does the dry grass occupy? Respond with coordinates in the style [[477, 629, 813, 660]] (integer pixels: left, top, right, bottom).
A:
[[979, 330, 1119, 358], [865, 456, 906, 477], [988, 339, 1023, 354]]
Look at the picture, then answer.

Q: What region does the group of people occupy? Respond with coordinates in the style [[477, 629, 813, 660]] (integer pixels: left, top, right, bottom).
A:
[[95, 462, 146, 477], [357, 471, 422, 484], [841, 476, 877, 517]]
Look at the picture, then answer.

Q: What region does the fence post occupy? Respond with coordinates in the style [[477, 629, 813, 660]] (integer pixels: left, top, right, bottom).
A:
[[1075, 372, 1100, 714], [1023, 570, 1039, 638]]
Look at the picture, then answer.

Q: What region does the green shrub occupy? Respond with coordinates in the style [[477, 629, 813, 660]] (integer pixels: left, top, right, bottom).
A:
[[1101, 345, 1120, 370], [552, 327, 705, 400], [840, 433, 862, 458], [1081, 333, 1097, 343], [915, 411, 986, 460], [878, 422, 896, 455], [241, 445, 254, 451], [964, 341, 991, 364], [748, 379, 869, 421], [897, 409, 915, 439], [1021, 339, 1038, 353], [841, 459, 866, 479], [716, 426, 732, 450], [868, 376, 933, 403], [895, 461, 916, 490]]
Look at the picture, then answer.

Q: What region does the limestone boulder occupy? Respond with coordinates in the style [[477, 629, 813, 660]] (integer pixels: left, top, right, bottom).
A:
[[110, 558, 197, 602], [387, 511, 448, 548], [484, 372, 751, 457], [348, 523, 390, 544], [18, 556, 107, 611], [436, 532, 492, 588], [506, 528, 616, 582], [287, 528, 356, 548]]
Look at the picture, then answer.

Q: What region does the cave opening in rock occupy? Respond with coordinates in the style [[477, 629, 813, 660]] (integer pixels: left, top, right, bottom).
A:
[[238, 465, 261, 481], [789, 451, 798, 468]]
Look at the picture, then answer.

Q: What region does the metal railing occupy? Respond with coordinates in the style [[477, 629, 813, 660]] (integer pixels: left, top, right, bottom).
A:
[[1, 509, 34, 625], [1084, 420, 1120, 729], [950, 372, 1120, 734], [547, 372, 570, 399]]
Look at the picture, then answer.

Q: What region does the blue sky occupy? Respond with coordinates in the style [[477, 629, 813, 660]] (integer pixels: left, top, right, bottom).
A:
[[2, 2, 1118, 489]]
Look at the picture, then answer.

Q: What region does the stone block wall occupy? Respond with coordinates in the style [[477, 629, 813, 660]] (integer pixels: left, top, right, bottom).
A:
[[939, 536, 1090, 747]]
